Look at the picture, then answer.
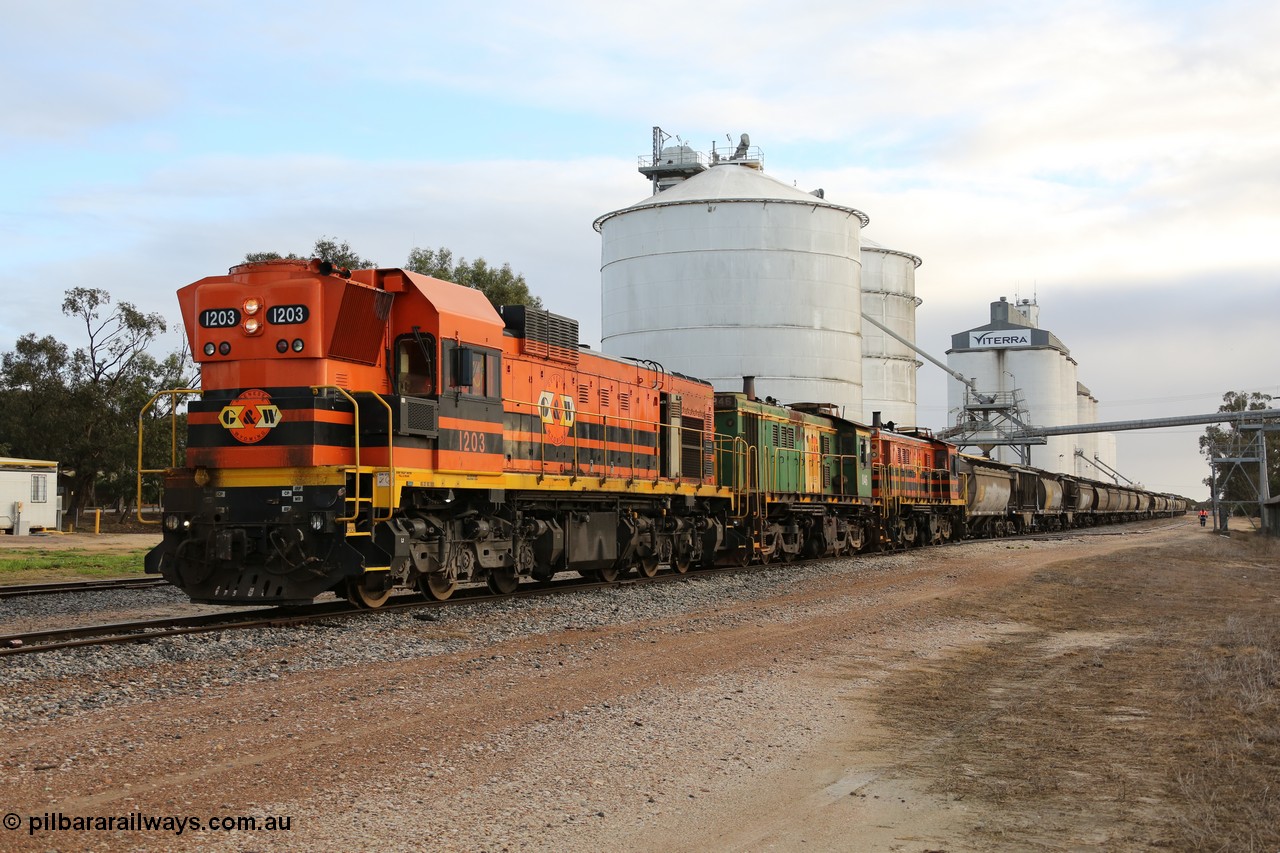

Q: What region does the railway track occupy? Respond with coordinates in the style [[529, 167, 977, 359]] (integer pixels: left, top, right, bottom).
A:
[[0, 518, 1185, 657], [0, 558, 764, 657], [0, 577, 168, 599]]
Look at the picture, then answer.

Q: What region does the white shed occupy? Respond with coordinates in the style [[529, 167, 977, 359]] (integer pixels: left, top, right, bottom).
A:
[[0, 457, 59, 534]]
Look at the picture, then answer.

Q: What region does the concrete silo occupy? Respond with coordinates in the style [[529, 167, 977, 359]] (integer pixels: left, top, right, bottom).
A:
[[1075, 383, 1099, 478], [945, 297, 1080, 475], [595, 148, 870, 418], [860, 238, 922, 426]]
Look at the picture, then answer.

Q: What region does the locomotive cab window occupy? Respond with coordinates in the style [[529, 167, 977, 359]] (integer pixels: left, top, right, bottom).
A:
[[447, 344, 501, 399], [395, 334, 436, 396]]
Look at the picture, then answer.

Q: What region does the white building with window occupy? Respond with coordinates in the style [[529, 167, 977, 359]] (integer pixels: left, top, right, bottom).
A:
[[1, 457, 59, 534]]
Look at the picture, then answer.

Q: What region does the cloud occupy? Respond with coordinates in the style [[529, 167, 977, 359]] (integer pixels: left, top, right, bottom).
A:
[[0, 152, 643, 355], [3, 0, 1275, 498]]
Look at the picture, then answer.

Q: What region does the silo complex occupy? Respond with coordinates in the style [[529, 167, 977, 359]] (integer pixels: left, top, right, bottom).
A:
[[596, 157, 870, 418], [946, 297, 1116, 476], [860, 239, 922, 426]]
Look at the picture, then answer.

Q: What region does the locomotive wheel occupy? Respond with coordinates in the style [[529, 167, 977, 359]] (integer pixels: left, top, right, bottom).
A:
[[902, 520, 919, 547], [346, 577, 393, 609], [486, 567, 519, 595], [418, 573, 457, 602], [635, 555, 660, 578], [596, 565, 621, 583], [673, 552, 691, 574]]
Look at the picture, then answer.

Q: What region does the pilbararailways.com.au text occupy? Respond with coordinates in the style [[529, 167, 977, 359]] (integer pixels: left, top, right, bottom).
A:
[[6, 811, 292, 836]]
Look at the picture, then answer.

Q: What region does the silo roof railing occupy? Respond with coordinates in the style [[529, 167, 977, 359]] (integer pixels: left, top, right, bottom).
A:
[[595, 195, 870, 232]]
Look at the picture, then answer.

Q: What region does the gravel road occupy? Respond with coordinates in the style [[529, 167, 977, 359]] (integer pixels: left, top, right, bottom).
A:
[[2, 518, 1270, 851]]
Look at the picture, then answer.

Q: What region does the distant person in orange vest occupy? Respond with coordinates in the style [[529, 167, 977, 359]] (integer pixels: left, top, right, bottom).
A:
[[1199, 509, 1208, 527]]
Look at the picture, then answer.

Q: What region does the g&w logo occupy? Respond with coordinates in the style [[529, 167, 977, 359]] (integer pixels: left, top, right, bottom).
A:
[[219, 389, 282, 444]]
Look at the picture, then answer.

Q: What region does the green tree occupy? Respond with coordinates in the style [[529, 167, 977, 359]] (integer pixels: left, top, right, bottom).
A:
[[243, 238, 542, 308], [1199, 391, 1280, 509], [313, 236, 374, 270], [243, 250, 294, 263], [405, 246, 543, 309], [0, 289, 194, 517], [243, 236, 375, 269]]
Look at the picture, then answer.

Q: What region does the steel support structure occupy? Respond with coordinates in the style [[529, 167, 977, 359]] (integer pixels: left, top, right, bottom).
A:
[[1206, 423, 1279, 533]]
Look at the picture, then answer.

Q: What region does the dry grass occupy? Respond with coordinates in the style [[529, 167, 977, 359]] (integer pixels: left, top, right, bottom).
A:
[[871, 528, 1280, 850], [1171, 615, 1280, 852]]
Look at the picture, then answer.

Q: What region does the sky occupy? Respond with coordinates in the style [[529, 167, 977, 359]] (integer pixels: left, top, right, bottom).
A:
[[2, 0, 1277, 498]]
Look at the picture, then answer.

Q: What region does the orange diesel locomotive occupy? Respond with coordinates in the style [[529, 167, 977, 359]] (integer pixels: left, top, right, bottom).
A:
[[144, 259, 735, 606]]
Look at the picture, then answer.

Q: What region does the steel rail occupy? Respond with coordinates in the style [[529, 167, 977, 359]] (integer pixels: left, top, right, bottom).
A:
[[0, 577, 168, 599], [0, 560, 757, 657]]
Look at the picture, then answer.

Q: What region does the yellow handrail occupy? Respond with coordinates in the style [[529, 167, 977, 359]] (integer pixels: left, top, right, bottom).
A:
[[136, 388, 201, 525], [312, 386, 395, 524]]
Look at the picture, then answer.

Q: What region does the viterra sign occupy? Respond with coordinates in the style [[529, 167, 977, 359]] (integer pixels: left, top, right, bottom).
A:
[[970, 329, 1032, 348]]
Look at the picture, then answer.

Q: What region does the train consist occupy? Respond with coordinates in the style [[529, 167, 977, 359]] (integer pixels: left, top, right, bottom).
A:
[[140, 259, 1186, 607]]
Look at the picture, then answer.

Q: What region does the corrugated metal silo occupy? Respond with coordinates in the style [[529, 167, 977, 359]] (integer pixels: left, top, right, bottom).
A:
[[595, 163, 870, 417], [860, 238, 922, 426]]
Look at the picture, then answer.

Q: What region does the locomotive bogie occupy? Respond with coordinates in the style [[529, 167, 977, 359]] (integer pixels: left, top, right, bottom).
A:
[[144, 470, 362, 605]]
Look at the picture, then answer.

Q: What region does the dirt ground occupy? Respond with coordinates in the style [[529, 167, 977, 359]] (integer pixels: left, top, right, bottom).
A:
[[0, 532, 159, 554], [1, 517, 1276, 851], [0, 507, 159, 553]]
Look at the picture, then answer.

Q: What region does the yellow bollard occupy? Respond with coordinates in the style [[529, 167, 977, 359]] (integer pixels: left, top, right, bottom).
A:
[[95, 508, 101, 535]]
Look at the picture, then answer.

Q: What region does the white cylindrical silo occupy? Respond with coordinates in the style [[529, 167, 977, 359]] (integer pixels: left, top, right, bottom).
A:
[[1075, 383, 1098, 479], [595, 164, 869, 417], [1010, 347, 1077, 474], [1096, 431, 1118, 476], [860, 239, 922, 427]]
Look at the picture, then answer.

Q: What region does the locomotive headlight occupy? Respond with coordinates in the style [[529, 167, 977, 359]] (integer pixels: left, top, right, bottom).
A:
[[164, 514, 182, 531], [310, 512, 326, 532], [244, 317, 261, 334], [203, 342, 216, 357], [292, 338, 304, 352], [243, 297, 262, 315]]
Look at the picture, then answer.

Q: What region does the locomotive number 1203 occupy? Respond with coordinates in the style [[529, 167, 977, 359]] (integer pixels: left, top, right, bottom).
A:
[[267, 304, 309, 325]]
